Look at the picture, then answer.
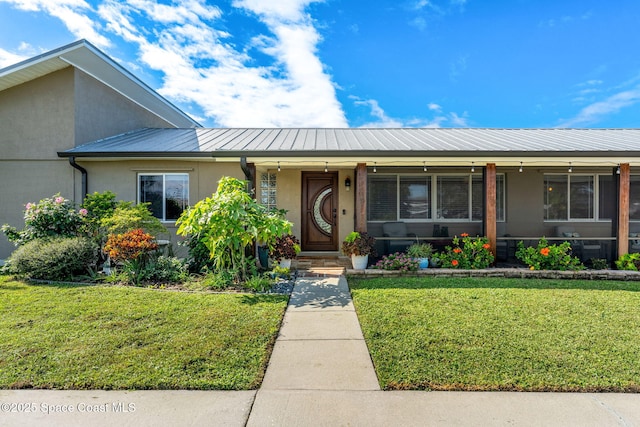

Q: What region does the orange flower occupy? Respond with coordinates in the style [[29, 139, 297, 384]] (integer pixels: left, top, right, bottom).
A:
[[482, 243, 491, 249], [452, 260, 459, 266], [540, 247, 550, 256], [460, 233, 469, 237], [453, 248, 462, 254]]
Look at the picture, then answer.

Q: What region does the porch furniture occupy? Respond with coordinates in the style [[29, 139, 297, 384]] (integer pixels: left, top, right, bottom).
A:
[[495, 223, 511, 261], [630, 233, 640, 253], [382, 222, 418, 254], [555, 226, 602, 261]]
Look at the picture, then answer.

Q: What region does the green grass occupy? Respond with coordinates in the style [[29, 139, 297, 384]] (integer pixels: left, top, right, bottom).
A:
[[0, 276, 288, 390], [349, 277, 640, 392]]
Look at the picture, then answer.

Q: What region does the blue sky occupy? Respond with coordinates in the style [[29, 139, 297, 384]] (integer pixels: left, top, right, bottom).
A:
[[1, 0, 639, 128]]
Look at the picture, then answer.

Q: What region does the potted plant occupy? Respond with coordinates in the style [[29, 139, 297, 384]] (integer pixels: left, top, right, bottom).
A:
[[341, 231, 376, 269], [407, 242, 434, 269], [270, 234, 301, 268]]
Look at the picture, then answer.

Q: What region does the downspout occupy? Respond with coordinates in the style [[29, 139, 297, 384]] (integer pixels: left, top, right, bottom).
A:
[[68, 156, 88, 201], [240, 156, 255, 196]]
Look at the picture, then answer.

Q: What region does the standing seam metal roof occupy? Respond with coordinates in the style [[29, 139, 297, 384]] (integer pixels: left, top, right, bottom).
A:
[[59, 127, 640, 157]]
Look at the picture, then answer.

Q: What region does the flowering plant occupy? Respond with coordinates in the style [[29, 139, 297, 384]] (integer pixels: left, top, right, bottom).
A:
[[516, 237, 583, 271], [269, 234, 301, 261], [341, 232, 376, 256], [438, 233, 494, 269], [1, 193, 86, 245], [372, 252, 418, 272]]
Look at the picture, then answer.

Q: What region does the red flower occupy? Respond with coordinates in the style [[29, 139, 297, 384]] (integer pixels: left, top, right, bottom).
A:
[[451, 260, 459, 266], [460, 233, 469, 237], [540, 247, 550, 256], [453, 248, 462, 254], [482, 243, 491, 249]]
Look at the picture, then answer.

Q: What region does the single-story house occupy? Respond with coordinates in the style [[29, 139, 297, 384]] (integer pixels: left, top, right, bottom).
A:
[[3, 40, 640, 263]]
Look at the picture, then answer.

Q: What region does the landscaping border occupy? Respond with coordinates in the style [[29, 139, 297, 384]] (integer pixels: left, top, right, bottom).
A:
[[347, 268, 640, 281]]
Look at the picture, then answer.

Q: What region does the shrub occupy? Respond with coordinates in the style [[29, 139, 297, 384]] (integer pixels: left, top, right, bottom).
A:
[[372, 252, 419, 272], [271, 266, 291, 279], [1, 194, 86, 246], [104, 229, 158, 264], [146, 256, 189, 283], [176, 177, 291, 282], [244, 274, 274, 292], [101, 202, 166, 236], [5, 237, 99, 280], [201, 270, 236, 290], [80, 191, 118, 236], [516, 238, 583, 271], [615, 253, 640, 271], [439, 234, 495, 269]]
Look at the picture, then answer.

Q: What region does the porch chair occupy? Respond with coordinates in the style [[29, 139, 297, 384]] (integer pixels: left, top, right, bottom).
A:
[[555, 226, 602, 262], [495, 222, 510, 261], [382, 222, 418, 254]]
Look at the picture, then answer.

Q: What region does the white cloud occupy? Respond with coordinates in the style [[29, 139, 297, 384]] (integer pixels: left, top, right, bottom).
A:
[[95, 0, 346, 127], [0, 48, 27, 68], [0, 0, 111, 48], [558, 87, 640, 127], [352, 96, 469, 128]]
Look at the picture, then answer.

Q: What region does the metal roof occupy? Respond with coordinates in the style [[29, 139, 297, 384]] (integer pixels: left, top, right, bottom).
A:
[[0, 40, 200, 128], [60, 127, 640, 161]]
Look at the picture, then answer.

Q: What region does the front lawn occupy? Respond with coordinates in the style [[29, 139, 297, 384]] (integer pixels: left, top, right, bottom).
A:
[[0, 276, 288, 390], [350, 277, 640, 392]]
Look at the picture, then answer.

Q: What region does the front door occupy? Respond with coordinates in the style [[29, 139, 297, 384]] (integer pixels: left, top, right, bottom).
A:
[[302, 172, 338, 251]]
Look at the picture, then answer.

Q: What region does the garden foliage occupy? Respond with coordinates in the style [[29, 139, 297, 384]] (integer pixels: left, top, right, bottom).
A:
[[372, 252, 419, 272], [176, 177, 291, 281], [438, 234, 494, 269], [1, 194, 86, 246], [516, 237, 583, 271], [615, 253, 640, 271], [5, 237, 98, 280]]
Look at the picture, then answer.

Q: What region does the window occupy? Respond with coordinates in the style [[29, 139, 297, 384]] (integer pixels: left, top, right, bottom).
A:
[[260, 173, 277, 210], [367, 173, 505, 222], [631, 176, 640, 221], [138, 173, 189, 221], [544, 174, 617, 221]]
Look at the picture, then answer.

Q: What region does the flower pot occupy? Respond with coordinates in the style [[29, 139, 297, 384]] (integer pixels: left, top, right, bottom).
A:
[[418, 258, 429, 269], [279, 259, 292, 268], [351, 254, 368, 270]]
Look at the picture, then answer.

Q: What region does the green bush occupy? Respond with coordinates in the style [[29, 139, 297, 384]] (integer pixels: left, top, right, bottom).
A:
[[615, 253, 640, 271], [244, 274, 274, 292], [438, 234, 495, 269], [6, 237, 99, 280], [516, 238, 583, 271], [101, 201, 166, 236], [147, 256, 189, 283]]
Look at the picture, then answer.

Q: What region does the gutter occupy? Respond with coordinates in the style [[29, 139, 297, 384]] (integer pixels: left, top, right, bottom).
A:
[[68, 156, 88, 201]]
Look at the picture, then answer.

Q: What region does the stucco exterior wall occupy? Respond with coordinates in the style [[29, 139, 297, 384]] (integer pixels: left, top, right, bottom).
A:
[[0, 160, 75, 258], [74, 71, 175, 146], [0, 68, 75, 159]]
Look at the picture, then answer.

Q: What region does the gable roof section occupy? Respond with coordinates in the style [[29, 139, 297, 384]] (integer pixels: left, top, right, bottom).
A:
[[0, 40, 200, 128], [60, 127, 640, 161]]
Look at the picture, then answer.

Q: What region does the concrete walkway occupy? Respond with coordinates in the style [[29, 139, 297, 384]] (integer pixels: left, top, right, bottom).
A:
[[2, 273, 640, 426]]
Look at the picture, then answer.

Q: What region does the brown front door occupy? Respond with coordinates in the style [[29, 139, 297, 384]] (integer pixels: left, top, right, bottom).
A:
[[302, 172, 338, 251]]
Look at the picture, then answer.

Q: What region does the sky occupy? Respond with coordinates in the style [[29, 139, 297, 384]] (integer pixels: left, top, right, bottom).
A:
[[1, 0, 640, 129]]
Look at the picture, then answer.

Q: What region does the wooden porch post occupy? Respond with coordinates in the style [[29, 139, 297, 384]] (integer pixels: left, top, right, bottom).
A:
[[617, 163, 630, 257], [355, 163, 367, 233], [484, 163, 497, 256]]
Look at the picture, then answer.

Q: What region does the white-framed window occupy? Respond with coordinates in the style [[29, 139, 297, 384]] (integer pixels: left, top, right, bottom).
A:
[[368, 173, 505, 222], [138, 173, 189, 221], [260, 172, 277, 210]]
